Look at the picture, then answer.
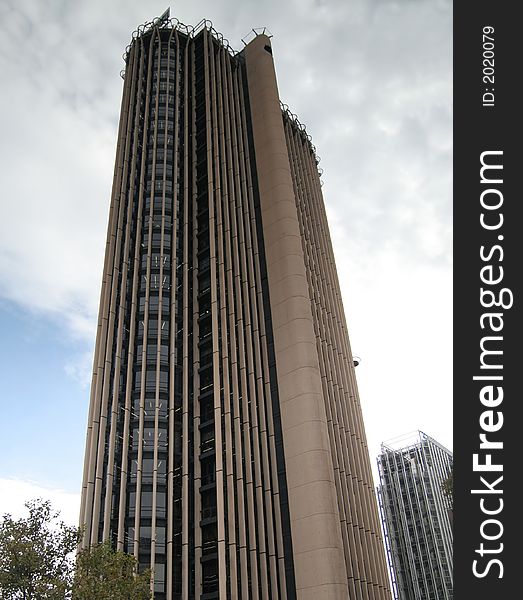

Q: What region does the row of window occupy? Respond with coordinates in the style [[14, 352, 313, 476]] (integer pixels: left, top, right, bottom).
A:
[[144, 197, 177, 214], [141, 253, 171, 269], [130, 458, 167, 484], [145, 180, 178, 193], [151, 106, 175, 119], [128, 489, 167, 519], [132, 398, 169, 417], [132, 428, 168, 451], [147, 149, 175, 164], [134, 369, 169, 390]]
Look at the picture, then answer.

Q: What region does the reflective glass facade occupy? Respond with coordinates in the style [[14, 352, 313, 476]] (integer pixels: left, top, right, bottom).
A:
[[377, 432, 453, 600]]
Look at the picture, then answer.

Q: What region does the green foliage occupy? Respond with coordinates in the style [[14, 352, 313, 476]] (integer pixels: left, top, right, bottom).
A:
[[0, 499, 151, 600], [0, 498, 80, 600], [442, 469, 453, 509], [72, 541, 151, 600]]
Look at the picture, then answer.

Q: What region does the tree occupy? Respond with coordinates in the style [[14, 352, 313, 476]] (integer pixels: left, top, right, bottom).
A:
[[0, 498, 80, 599], [72, 541, 151, 600], [442, 469, 453, 509]]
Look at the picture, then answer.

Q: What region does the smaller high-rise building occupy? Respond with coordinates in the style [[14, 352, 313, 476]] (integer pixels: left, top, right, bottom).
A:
[[377, 432, 453, 600]]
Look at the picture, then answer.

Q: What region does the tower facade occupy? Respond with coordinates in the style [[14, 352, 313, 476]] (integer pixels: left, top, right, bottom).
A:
[[80, 13, 391, 600], [377, 432, 453, 600]]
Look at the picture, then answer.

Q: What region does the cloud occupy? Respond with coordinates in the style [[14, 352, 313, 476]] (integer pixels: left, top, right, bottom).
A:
[[0, 0, 452, 479], [0, 2, 120, 341], [64, 350, 95, 389], [0, 478, 80, 526], [273, 0, 453, 266], [0, 0, 451, 331]]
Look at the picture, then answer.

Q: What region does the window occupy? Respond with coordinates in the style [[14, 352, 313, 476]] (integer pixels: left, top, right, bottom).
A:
[[201, 457, 216, 486], [144, 398, 156, 420], [202, 523, 217, 555], [159, 370, 168, 391], [143, 428, 155, 449], [132, 428, 140, 451], [134, 370, 142, 391], [157, 459, 166, 484], [199, 314, 212, 339], [157, 493, 166, 519], [126, 526, 135, 553], [142, 460, 154, 484], [145, 371, 156, 391], [131, 459, 138, 482], [200, 428, 215, 455], [141, 491, 153, 517], [200, 397, 213, 423], [128, 492, 136, 518], [156, 526, 166, 553], [139, 526, 151, 546], [154, 563, 165, 593], [202, 558, 218, 592], [200, 365, 213, 391]]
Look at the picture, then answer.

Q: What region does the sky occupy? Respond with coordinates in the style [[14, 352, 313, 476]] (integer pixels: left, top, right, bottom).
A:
[[0, 0, 452, 524]]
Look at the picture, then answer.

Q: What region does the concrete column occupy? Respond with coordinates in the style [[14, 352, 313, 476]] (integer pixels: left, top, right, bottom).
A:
[[244, 35, 349, 600]]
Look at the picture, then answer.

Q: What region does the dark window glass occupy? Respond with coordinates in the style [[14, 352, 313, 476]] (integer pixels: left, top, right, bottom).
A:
[[132, 428, 140, 451], [156, 526, 166, 553], [202, 523, 217, 555], [154, 563, 165, 593], [139, 525, 151, 547], [200, 397, 213, 423], [156, 493, 166, 519], [142, 461, 154, 485], [202, 557, 218, 592], [200, 428, 215, 455], [201, 457, 216, 486], [143, 428, 155, 449], [128, 492, 136, 518]]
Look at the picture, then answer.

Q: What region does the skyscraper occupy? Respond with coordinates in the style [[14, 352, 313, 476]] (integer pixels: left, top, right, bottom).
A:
[[377, 432, 453, 600], [80, 12, 391, 599]]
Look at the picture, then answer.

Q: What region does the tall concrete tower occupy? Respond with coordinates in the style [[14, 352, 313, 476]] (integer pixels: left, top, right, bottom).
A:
[[80, 12, 391, 600]]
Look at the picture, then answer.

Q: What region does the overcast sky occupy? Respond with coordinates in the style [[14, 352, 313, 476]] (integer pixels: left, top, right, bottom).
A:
[[0, 0, 452, 522]]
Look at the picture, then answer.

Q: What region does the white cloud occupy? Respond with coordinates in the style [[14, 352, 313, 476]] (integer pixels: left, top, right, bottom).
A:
[[0, 478, 80, 527], [0, 0, 452, 481], [0, 0, 451, 317], [64, 350, 95, 389]]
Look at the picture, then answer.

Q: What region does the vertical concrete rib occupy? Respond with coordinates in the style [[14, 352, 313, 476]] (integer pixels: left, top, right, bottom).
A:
[[304, 135, 391, 597], [232, 59, 270, 600], [238, 61, 282, 599], [221, 49, 249, 598], [230, 60, 263, 599], [115, 38, 146, 553], [284, 111, 392, 598], [183, 35, 196, 599], [215, 42, 239, 600], [80, 31, 133, 541], [244, 34, 349, 600], [81, 34, 144, 547], [206, 35, 227, 600], [286, 121, 368, 591]]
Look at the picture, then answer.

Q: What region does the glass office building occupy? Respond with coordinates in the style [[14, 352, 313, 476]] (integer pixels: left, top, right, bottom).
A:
[[377, 432, 453, 600], [80, 12, 391, 600]]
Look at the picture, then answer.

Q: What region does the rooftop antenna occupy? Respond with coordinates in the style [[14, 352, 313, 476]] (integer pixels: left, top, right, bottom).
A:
[[241, 27, 273, 46], [158, 7, 170, 24]]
